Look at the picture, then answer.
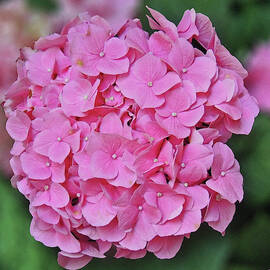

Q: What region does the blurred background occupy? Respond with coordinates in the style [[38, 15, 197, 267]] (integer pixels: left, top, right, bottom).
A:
[[0, 0, 270, 269]]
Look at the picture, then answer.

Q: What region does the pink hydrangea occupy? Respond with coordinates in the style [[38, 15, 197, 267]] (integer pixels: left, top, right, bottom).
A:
[[3, 7, 258, 270], [245, 41, 270, 112]]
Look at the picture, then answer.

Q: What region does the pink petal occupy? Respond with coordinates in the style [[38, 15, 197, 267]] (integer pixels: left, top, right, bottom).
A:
[[51, 164, 65, 183], [155, 114, 191, 138], [119, 228, 147, 251], [48, 142, 70, 163], [204, 194, 236, 233], [152, 72, 181, 95], [167, 38, 195, 74], [148, 31, 171, 58], [89, 150, 118, 179], [97, 58, 129, 75], [186, 185, 210, 210], [179, 106, 204, 126], [215, 103, 242, 120], [177, 9, 199, 39], [110, 164, 136, 188], [184, 56, 216, 92], [57, 233, 81, 253], [211, 142, 235, 178], [104, 37, 128, 59], [72, 54, 100, 76], [206, 172, 243, 203], [6, 111, 31, 141], [153, 216, 182, 237], [64, 131, 81, 153], [49, 183, 69, 208], [175, 209, 202, 235], [30, 220, 57, 248], [224, 94, 259, 134], [207, 79, 235, 105], [33, 129, 57, 157], [158, 194, 184, 222], [115, 248, 147, 259], [126, 27, 149, 54], [58, 252, 92, 270], [21, 152, 51, 180], [133, 53, 166, 81], [31, 190, 50, 207], [99, 112, 123, 136], [179, 162, 205, 184], [146, 6, 178, 41], [215, 43, 248, 79], [82, 196, 116, 226], [37, 205, 60, 224], [97, 219, 126, 242], [147, 236, 184, 259]]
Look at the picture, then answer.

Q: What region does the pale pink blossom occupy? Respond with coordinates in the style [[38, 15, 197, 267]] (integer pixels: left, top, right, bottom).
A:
[[33, 110, 80, 163], [245, 41, 270, 112], [206, 142, 244, 203], [61, 78, 99, 117], [68, 23, 129, 76], [155, 81, 204, 138], [117, 53, 181, 108]]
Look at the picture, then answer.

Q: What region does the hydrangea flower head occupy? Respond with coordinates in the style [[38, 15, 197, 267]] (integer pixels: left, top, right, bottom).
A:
[[245, 41, 270, 112], [3, 7, 259, 270]]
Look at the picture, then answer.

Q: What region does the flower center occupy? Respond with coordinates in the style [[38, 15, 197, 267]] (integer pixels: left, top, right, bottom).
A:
[[147, 81, 153, 87], [221, 171, 226, 177], [99, 51, 105, 57], [172, 112, 177, 117], [157, 192, 163, 197], [112, 153, 117, 159], [76, 59, 83, 66]]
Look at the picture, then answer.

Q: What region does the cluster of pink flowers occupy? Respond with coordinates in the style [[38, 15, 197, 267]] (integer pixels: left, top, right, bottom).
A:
[[0, 0, 51, 176], [3, 7, 258, 270], [245, 41, 270, 113]]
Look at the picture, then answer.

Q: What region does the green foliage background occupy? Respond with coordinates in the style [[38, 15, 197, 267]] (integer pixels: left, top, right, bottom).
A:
[[1, 0, 270, 269]]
